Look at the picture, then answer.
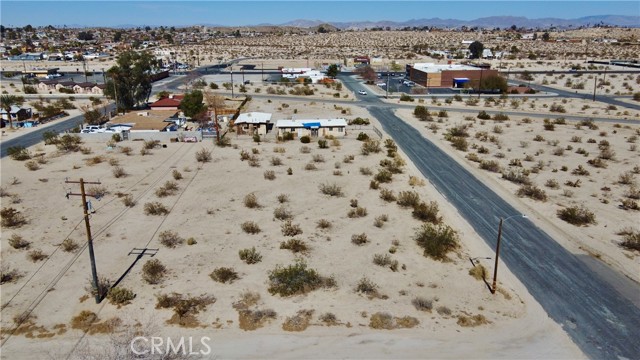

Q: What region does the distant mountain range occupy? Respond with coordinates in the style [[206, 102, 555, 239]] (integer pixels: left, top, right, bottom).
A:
[[277, 15, 639, 29]]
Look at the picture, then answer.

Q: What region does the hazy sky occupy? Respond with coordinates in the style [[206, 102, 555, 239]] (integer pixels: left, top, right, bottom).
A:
[[1, 1, 638, 27]]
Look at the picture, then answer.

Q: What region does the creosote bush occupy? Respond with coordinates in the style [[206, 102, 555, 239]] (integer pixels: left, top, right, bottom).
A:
[[61, 238, 79, 252], [243, 193, 261, 208], [9, 234, 30, 249], [280, 239, 309, 254], [144, 202, 169, 216], [347, 206, 368, 218], [319, 183, 343, 197], [158, 230, 184, 248], [107, 287, 135, 306], [281, 220, 303, 237], [239, 247, 263, 264], [267, 261, 334, 297], [316, 219, 332, 230], [414, 223, 459, 260], [557, 206, 596, 226], [412, 297, 433, 312], [379, 188, 396, 202], [241, 221, 261, 234], [195, 148, 212, 163], [273, 206, 293, 221], [397, 191, 420, 208], [516, 185, 548, 201], [412, 201, 442, 223], [142, 258, 167, 284], [1, 207, 27, 228], [210, 267, 239, 284], [351, 233, 369, 246]]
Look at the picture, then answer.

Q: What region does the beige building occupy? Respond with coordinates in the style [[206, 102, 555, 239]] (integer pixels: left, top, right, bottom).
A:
[[274, 119, 347, 138], [234, 112, 272, 136], [109, 110, 179, 132]]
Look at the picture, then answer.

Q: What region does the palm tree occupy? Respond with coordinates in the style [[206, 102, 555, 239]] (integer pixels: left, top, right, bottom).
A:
[[0, 95, 21, 129]]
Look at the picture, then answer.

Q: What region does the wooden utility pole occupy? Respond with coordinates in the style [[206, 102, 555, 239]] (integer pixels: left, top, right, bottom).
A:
[[65, 178, 103, 303]]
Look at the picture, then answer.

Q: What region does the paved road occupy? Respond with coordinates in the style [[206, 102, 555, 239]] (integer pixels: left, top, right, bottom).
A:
[[338, 75, 640, 360]]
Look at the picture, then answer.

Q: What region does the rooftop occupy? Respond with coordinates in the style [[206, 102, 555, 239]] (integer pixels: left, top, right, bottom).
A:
[[412, 63, 479, 73], [110, 110, 178, 131], [275, 118, 347, 128], [235, 112, 272, 124]]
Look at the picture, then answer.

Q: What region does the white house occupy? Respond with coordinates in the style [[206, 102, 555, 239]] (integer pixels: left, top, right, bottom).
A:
[[482, 49, 494, 59], [275, 118, 348, 138], [234, 112, 272, 136]]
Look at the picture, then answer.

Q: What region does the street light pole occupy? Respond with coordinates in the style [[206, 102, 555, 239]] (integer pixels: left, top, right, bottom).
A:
[[491, 214, 527, 294], [230, 69, 234, 98], [592, 73, 598, 102]]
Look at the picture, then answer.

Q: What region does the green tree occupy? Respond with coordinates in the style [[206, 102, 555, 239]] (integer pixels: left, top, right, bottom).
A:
[[542, 32, 550, 41], [1, 95, 23, 129], [104, 51, 159, 110], [479, 75, 508, 93], [179, 90, 205, 118], [113, 31, 123, 42], [469, 41, 484, 59], [326, 64, 339, 78]]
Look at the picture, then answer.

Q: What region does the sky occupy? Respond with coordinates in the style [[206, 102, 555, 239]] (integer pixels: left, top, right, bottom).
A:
[[1, 1, 638, 27]]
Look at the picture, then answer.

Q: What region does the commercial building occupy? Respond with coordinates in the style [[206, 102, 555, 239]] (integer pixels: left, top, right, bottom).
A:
[[406, 63, 498, 89]]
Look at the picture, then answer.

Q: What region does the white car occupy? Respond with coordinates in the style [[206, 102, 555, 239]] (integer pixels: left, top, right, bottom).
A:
[[358, 90, 367, 95]]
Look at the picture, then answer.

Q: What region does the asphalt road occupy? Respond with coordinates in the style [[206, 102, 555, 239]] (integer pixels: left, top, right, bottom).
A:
[[338, 75, 640, 360]]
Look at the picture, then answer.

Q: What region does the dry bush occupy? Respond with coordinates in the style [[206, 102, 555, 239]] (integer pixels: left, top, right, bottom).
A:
[[140, 148, 150, 156], [122, 194, 136, 207], [238, 309, 277, 331], [373, 253, 398, 271], [304, 162, 317, 171], [379, 188, 396, 202], [273, 146, 286, 154], [270, 157, 283, 166], [516, 185, 548, 201], [274, 206, 293, 221], [144, 202, 169, 215], [587, 157, 607, 168], [1, 207, 27, 228], [142, 258, 167, 284], [373, 214, 389, 228], [107, 287, 135, 306], [158, 230, 184, 248], [239, 247, 263, 264], [155, 181, 179, 197], [412, 297, 433, 312], [355, 277, 379, 297], [195, 148, 212, 163], [282, 310, 314, 332], [370, 180, 380, 189], [312, 154, 325, 163], [436, 306, 452, 316], [457, 314, 490, 327], [85, 155, 105, 166], [397, 191, 420, 208], [71, 310, 99, 330], [619, 171, 636, 185], [621, 199, 639, 210], [9, 234, 30, 249], [263, 170, 276, 180], [172, 169, 183, 180], [277, 193, 290, 203], [620, 230, 640, 251], [24, 160, 40, 171], [374, 169, 393, 183], [408, 176, 425, 187], [243, 193, 261, 208], [347, 206, 368, 218], [112, 166, 127, 178], [480, 160, 501, 172], [299, 145, 311, 154], [280, 239, 309, 254], [143, 140, 161, 150], [233, 291, 261, 310], [598, 148, 616, 160], [281, 220, 303, 237], [412, 201, 442, 223], [319, 183, 343, 197], [241, 221, 261, 234], [343, 155, 355, 163], [268, 261, 333, 297], [360, 167, 373, 175], [87, 185, 108, 198], [61, 238, 79, 252], [319, 312, 339, 326], [351, 233, 369, 245], [571, 165, 590, 176], [155, 293, 216, 325], [361, 140, 382, 155], [0, 266, 22, 285], [120, 146, 132, 155], [626, 187, 640, 200], [557, 206, 596, 226], [316, 219, 332, 230], [28, 249, 47, 262], [370, 313, 419, 329], [414, 223, 459, 260], [210, 267, 239, 283], [469, 264, 487, 280]]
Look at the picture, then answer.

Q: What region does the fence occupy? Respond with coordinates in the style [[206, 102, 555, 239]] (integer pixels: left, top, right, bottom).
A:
[[77, 131, 203, 143]]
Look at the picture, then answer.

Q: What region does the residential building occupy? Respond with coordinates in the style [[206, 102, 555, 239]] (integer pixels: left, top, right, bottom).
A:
[[1, 105, 32, 122], [109, 110, 179, 132], [233, 112, 272, 136], [274, 118, 347, 138]]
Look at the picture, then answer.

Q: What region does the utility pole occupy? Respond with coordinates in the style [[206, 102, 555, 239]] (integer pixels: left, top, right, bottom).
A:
[[477, 68, 483, 99], [386, 72, 389, 99], [592, 73, 598, 102], [65, 178, 103, 303], [261, 62, 264, 82], [491, 218, 503, 294], [230, 69, 234, 98]]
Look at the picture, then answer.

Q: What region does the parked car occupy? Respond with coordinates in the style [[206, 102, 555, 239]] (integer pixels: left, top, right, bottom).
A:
[[358, 90, 367, 95]]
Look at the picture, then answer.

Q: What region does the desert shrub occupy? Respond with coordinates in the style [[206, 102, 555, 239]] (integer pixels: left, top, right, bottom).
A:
[[0, 266, 21, 285], [379, 188, 396, 202], [373, 214, 389, 228], [355, 277, 379, 296], [241, 221, 261, 234], [319, 312, 339, 326], [598, 148, 616, 160], [122, 194, 136, 207], [571, 165, 590, 176], [380, 157, 405, 174], [195, 148, 212, 163], [356, 132, 370, 141], [502, 169, 531, 185], [397, 191, 420, 208], [210, 267, 239, 283], [158, 230, 184, 248], [469, 264, 487, 280], [351, 233, 369, 245], [448, 138, 468, 152], [8, 146, 31, 161], [360, 167, 373, 175], [412, 297, 434, 312], [587, 158, 607, 168], [270, 157, 283, 166], [28, 249, 47, 262], [557, 206, 596, 226], [61, 238, 79, 252], [316, 219, 332, 230], [361, 140, 382, 155], [545, 179, 560, 189], [112, 166, 127, 178], [281, 220, 303, 237], [304, 162, 317, 171], [120, 146, 132, 155], [621, 199, 639, 210], [412, 201, 442, 223], [480, 160, 501, 172], [56, 134, 83, 152], [244, 193, 260, 208], [300, 135, 311, 144], [9, 234, 30, 249], [280, 239, 309, 254], [143, 140, 161, 149], [24, 160, 40, 171], [263, 170, 276, 180], [172, 169, 183, 180], [273, 206, 293, 221], [155, 181, 179, 197], [516, 185, 548, 201], [71, 310, 99, 330], [239, 247, 263, 264], [312, 154, 325, 163], [372, 253, 398, 271], [318, 139, 328, 149], [142, 259, 167, 284], [347, 207, 368, 218], [619, 171, 636, 185], [319, 183, 343, 197], [299, 146, 311, 154], [457, 314, 490, 327], [620, 231, 640, 251], [144, 202, 170, 216], [268, 261, 331, 297], [374, 169, 393, 183], [107, 287, 135, 306], [43, 130, 60, 145], [477, 111, 491, 120], [1, 207, 27, 228], [414, 223, 459, 260], [369, 180, 379, 189]]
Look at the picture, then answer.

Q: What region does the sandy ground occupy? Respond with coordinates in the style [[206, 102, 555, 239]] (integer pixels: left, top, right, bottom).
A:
[[394, 107, 640, 283], [0, 97, 583, 358]]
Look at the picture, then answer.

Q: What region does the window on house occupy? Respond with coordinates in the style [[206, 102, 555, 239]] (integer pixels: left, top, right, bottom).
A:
[[328, 127, 333, 131], [337, 127, 343, 132]]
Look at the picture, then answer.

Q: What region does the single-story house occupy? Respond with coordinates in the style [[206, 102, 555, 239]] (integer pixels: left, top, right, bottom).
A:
[[149, 96, 182, 110], [274, 118, 348, 138], [37, 80, 59, 91], [1, 105, 32, 122], [73, 82, 98, 94], [55, 81, 77, 91], [234, 112, 272, 136], [109, 110, 179, 132]]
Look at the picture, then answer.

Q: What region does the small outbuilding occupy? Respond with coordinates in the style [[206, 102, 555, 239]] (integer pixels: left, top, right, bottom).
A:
[[234, 112, 272, 136]]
